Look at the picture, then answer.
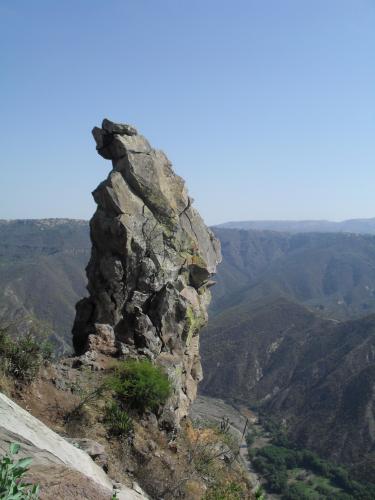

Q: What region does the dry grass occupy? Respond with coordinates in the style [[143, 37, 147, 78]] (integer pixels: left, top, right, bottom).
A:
[[8, 355, 253, 499]]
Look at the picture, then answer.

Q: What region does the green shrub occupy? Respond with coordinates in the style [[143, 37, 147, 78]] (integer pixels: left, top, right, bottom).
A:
[[203, 481, 244, 500], [256, 445, 298, 469], [252, 456, 270, 474], [0, 443, 39, 499], [282, 483, 318, 500], [254, 486, 266, 499], [315, 483, 335, 496], [0, 326, 51, 382], [104, 402, 133, 437], [105, 360, 171, 413], [267, 469, 288, 493], [8, 334, 46, 381]]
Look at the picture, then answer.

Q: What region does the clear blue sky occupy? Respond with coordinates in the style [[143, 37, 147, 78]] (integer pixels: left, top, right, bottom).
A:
[[1, 0, 374, 225]]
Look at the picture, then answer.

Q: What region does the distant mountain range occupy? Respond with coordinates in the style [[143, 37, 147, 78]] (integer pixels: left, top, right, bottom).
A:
[[217, 217, 375, 234], [2, 218, 375, 346], [210, 227, 375, 320], [0, 219, 90, 352]]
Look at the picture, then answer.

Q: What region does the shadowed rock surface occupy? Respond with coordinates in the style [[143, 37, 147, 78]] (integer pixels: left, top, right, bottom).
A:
[[72, 119, 221, 427]]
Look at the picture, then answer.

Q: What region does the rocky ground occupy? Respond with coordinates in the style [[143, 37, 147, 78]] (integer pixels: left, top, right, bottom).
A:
[[0, 355, 253, 499], [191, 395, 281, 500]]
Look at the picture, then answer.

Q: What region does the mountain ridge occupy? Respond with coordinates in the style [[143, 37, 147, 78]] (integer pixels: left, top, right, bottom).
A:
[[211, 227, 375, 320], [200, 297, 375, 480], [216, 217, 375, 234]]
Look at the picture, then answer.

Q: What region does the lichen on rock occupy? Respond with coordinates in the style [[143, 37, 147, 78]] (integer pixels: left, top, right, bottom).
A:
[[72, 119, 221, 427]]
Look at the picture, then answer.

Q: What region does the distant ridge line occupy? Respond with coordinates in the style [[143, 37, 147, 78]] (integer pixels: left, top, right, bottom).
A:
[[215, 217, 375, 234]]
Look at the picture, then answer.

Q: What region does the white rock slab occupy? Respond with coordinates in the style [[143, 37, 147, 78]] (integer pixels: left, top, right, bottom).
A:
[[0, 392, 146, 499]]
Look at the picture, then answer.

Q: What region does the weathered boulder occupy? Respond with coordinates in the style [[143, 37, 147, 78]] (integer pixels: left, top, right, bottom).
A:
[[0, 392, 146, 499], [73, 119, 221, 426]]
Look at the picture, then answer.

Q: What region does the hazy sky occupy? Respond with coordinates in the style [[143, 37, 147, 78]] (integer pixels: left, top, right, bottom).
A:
[[1, 0, 374, 225]]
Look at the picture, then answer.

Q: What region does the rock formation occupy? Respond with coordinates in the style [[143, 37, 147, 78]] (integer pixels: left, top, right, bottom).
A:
[[73, 119, 221, 426]]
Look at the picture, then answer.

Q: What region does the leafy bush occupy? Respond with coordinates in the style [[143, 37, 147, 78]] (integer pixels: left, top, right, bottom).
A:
[[104, 402, 133, 437], [105, 360, 171, 413], [267, 469, 288, 493], [0, 443, 39, 499], [203, 481, 244, 500], [331, 466, 352, 490], [0, 326, 52, 382], [282, 482, 318, 500], [315, 483, 336, 496], [252, 456, 269, 474], [254, 486, 266, 499]]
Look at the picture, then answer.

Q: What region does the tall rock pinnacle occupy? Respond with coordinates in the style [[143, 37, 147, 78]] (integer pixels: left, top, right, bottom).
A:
[[73, 119, 221, 426]]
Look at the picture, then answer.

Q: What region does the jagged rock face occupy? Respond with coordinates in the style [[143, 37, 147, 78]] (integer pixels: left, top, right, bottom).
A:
[[73, 119, 221, 426]]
